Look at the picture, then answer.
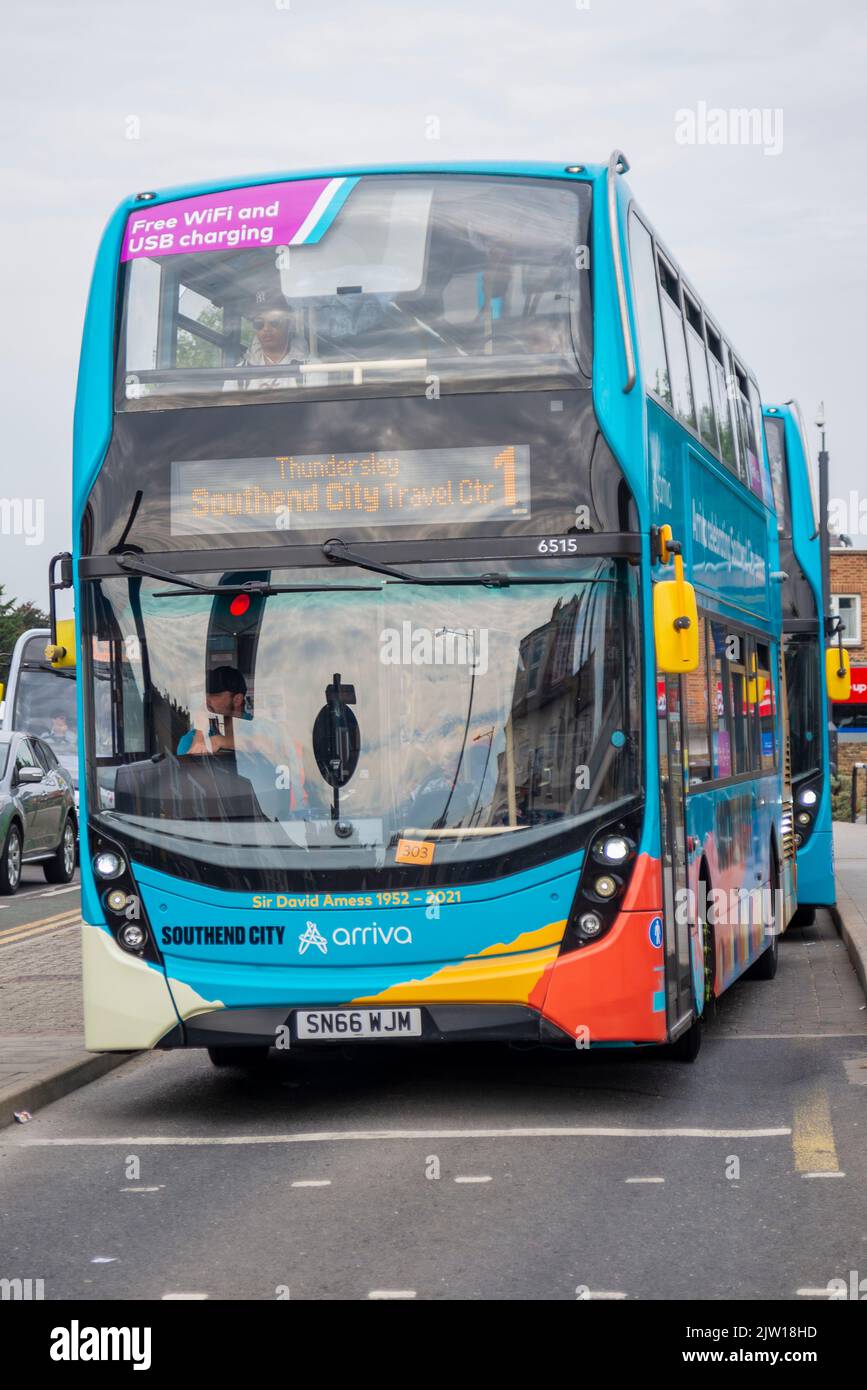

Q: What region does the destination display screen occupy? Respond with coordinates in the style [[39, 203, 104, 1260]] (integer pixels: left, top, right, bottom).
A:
[[170, 444, 531, 536]]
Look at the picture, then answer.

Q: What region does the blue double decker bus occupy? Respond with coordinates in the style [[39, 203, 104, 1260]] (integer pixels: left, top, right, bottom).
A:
[[61, 153, 791, 1066], [763, 401, 848, 918]]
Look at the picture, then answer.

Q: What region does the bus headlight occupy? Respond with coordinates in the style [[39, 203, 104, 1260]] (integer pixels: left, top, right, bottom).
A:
[[798, 788, 818, 808], [106, 888, 129, 913], [796, 812, 812, 828], [594, 835, 633, 865], [119, 923, 146, 952], [578, 911, 603, 937], [94, 851, 124, 879], [593, 874, 619, 899]]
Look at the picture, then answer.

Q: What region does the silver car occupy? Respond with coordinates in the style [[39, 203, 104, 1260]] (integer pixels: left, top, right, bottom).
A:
[[0, 731, 77, 894]]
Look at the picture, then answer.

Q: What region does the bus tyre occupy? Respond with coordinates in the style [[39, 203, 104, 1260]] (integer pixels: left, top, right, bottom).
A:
[[747, 848, 780, 981], [44, 818, 77, 884], [790, 905, 816, 928], [0, 824, 22, 895], [748, 932, 778, 981], [207, 1045, 270, 1068], [667, 1017, 702, 1062]]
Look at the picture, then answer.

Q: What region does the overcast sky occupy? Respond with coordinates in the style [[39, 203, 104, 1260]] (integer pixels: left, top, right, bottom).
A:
[[1, 0, 864, 608]]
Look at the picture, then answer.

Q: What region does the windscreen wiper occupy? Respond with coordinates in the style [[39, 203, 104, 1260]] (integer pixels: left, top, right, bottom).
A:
[[322, 539, 511, 588], [115, 552, 378, 598], [116, 552, 275, 595]]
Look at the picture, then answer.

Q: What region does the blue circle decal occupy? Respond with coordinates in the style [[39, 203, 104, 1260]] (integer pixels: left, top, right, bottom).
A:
[[649, 916, 663, 949]]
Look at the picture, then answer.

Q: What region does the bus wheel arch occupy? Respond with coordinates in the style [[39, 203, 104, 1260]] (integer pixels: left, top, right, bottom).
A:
[[697, 859, 716, 1009], [747, 838, 780, 981]]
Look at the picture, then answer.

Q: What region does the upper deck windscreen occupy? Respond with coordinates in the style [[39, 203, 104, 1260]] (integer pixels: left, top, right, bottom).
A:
[[117, 175, 591, 410]]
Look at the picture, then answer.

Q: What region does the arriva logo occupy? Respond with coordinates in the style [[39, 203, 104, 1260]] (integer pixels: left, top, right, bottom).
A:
[[298, 922, 328, 955], [297, 921, 413, 955]]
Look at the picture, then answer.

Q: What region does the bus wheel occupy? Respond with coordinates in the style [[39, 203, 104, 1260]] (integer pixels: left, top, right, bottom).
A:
[[747, 851, 780, 980], [207, 1046, 270, 1068], [700, 878, 716, 1010], [748, 932, 778, 981], [790, 905, 816, 928], [0, 824, 22, 895], [44, 818, 76, 884], [667, 1017, 702, 1062]]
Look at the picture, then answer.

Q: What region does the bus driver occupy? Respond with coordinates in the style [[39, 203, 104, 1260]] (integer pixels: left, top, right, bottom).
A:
[[177, 666, 247, 757], [226, 289, 308, 392]]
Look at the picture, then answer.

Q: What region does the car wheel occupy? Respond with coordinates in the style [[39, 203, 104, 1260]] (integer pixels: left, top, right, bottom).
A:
[[44, 818, 77, 884], [0, 824, 22, 895]]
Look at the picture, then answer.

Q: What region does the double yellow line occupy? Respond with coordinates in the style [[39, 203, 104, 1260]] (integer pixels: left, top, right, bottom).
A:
[[0, 907, 82, 948]]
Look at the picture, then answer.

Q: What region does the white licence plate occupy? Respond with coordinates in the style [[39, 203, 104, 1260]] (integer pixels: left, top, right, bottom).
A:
[[294, 1008, 422, 1041]]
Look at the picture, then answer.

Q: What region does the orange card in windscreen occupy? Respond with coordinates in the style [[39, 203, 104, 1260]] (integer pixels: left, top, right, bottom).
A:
[[395, 838, 436, 866]]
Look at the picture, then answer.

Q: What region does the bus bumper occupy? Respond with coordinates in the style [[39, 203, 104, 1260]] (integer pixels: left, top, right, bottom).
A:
[[152, 906, 669, 1051], [795, 828, 836, 907]]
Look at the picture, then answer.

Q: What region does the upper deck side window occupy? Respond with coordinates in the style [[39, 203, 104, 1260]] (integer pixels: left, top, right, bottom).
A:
[[682, 288, 718, 455], [704, 322, 739, 476], [655, 252, 696, 431], [628, 209, 763, 497], [117, 175, 592, 410], [730, 357, 765, 501], [763, 412, 791, 533], [626, 212, 671, 406]]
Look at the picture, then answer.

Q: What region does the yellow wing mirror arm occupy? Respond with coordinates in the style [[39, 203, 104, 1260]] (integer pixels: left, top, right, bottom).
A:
[[653, 526, 700, 674], [45, 552, 74, 668], [825, 616, 851, 701]]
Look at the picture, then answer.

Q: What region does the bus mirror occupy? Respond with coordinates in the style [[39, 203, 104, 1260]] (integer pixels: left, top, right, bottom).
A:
[[826, 646, 851, 701], [653, 579, 700, 673], [746, 653, 766, 706], [45, 619, 76, 669], [312, 673, 360, 789]]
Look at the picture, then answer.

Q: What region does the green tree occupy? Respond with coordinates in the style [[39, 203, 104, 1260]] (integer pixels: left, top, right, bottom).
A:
[[0, 586, 50, 686]]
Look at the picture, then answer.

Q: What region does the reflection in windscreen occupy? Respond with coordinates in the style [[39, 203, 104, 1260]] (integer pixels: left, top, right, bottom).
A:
[[784, 633, 821, 780], [88, 562, 639, 871], [13, 670, 79, 764]]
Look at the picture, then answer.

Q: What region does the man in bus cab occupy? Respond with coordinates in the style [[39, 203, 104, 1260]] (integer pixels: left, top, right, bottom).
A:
[[49, 712, 72, 744], [226, 289, 308, 391], [177, 665, 248, 757], [177, 665, 309, 814]]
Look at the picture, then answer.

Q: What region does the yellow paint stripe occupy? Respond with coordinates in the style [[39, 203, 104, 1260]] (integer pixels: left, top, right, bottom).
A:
[[0, 915, 81, 947], [1, 906, 81, 933], [792, 1086, 839, 1173], [0, 922, 80, 948], [353, 919, 567, 1006], [353, 948, 560, 1006], [469, 919, 566, 958]]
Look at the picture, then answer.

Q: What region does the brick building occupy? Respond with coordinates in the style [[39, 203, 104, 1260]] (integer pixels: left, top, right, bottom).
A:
[[829, 544, 867, 781]]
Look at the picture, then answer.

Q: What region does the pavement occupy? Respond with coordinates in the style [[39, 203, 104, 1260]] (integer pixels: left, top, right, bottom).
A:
[[831, 820, 867, 998], [0, 869, 128, 1125]]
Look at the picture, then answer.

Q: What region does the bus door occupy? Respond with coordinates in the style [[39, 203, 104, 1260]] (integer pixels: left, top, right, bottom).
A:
[[657, 675, 693, 1029]]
